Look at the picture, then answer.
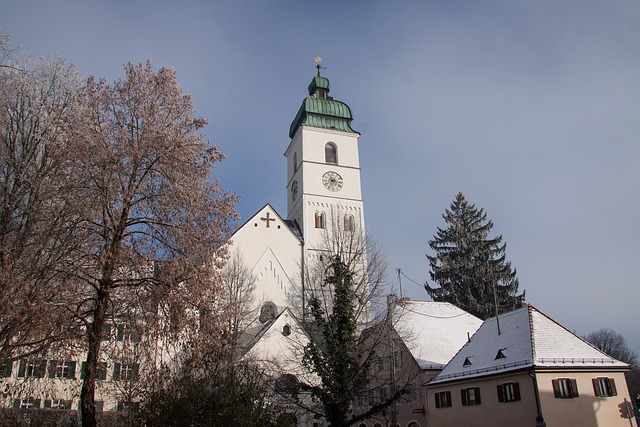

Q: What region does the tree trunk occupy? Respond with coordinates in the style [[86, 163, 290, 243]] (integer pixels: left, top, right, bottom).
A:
[[80, 284, 109, 427]]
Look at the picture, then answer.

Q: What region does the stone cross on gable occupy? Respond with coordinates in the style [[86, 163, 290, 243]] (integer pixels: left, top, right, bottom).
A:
[[260, 212, 276, 228]]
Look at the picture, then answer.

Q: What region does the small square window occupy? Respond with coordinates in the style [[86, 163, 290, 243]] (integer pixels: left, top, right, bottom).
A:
[[461, 387, 481, 406], [553, 378, 579, 399], [593, 377, 617, 397], [497, 382, 521, 403], [434, 391, 452, 408]]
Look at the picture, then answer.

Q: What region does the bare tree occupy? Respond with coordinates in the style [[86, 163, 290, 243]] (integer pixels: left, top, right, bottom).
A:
[[0, 56, 84, 365], [67, 61, 238, 427], [584, 328, 638, 367]]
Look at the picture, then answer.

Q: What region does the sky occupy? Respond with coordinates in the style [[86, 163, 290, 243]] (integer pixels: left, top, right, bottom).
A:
[[2, 1, 639, 356]]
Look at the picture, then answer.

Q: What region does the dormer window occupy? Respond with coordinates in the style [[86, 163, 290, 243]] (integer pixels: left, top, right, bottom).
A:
[[463, 357, 473, 367], [495, 348, 507, 360], [325, 143, 337, 164]]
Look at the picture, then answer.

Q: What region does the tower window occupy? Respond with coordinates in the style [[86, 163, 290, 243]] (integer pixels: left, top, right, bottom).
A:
[[315, 212, 325, 229], [293, 152, 298, 171], [325, 143, 337, 164], [344, 215, 354, 231]]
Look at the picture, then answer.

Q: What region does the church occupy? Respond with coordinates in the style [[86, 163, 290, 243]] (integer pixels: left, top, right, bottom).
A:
[[228, 63, 366, 325]]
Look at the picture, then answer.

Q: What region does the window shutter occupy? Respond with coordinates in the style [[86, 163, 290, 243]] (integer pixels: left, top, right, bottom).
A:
[[513, 382, 521, 401], [33, 399, 41, 408], [38, 360, 47, 378], [69, 361, 76, 378], [1, 361, 11, 377], [552, 379, 561, 398], [461, 389, 468, 406], [592, 378, 601, 396], [96, 401, 104, 412], [18, 359, 25, 377], [113, 363, 121, 380], [116, 325, 123, 341], [133, 364, 139, 381], [80, 362, 86, 379], [49, 360, 57, 378], [609, 378, 617, 396], [102, 323, 111, 341], [117, 401, 123, 412], [570, 379, 579, 397], [497, 385, 505, 402], [475, 388, 481, 404], [435, 393, 441, 408], [99, 362, 107, 380], [44, 399, 51, 408]]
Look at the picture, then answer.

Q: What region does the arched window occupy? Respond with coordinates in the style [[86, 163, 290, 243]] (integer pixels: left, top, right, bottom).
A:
[[259, 301, 277, 323], [344, 214, 354, 231], [315, 212, 325, 229], [293, 152, 298, 171], [325, 143, 337, 164]]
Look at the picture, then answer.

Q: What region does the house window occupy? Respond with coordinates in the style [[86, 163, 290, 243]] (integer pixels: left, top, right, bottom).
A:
[[44, 399, 72, 410], [315, 212, 325, 229], [117, 401, 140, 413], [17, 398, 40, 409], [553, 378, 579, 399], [344, 214, 354, 231], [497, 382, 521, 403], [114, 362, 139, 381], [461, 387, 482, 406], [51, 360, 76, 379], [325, 143, 337, 164], [80, 361, 107, 380], [18, 359, 46, 378], [116, 323, 139, 342], [434, 391, 452, 408], [593, 377, 617, 397]]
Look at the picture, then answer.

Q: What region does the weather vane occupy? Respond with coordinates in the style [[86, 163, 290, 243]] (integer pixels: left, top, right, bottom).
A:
[[314, 56, 326, 76]]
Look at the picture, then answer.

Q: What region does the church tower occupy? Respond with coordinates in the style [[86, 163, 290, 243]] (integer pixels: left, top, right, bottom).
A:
[[284, 65, 365, 256]]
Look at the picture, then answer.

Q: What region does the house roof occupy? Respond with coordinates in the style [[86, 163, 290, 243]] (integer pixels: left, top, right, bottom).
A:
[[392, 300, 483, 370], [429, 305, 629, 385]]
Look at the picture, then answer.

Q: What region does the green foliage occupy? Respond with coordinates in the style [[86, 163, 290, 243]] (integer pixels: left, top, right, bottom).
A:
[[425, 192, 522, 319], [302, 255, 373, 427]]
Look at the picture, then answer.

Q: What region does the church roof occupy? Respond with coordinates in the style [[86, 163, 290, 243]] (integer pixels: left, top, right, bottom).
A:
[[289, 70, 359, 138], [429, 305, 629, 385]]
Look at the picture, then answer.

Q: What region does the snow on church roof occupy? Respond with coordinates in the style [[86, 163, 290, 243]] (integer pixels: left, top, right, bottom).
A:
[[392, 300, 483, 370], [429, 305, 628, 385]]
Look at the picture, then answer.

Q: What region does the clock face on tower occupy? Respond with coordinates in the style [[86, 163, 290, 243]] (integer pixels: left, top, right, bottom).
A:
[[322, 171, 343, 192]]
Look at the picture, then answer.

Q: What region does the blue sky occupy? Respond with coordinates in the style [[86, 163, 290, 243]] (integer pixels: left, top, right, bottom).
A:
[[3, 0, 639, 356]]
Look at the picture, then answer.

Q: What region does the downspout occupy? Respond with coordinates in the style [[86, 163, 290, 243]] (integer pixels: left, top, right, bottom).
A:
[[529, 369, 544, 424], [301, 237, 305, 323]]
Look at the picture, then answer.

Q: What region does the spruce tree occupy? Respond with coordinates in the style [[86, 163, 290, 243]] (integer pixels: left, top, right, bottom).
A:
[[425, 192, 523, 319]]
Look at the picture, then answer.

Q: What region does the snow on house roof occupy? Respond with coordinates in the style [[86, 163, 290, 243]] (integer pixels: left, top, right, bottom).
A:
[[429, 305, 628, 385], [392, 300, 483, 370]]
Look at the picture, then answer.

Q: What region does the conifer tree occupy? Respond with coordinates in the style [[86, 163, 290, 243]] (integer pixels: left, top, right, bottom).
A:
[[425, 192, 523, 319]]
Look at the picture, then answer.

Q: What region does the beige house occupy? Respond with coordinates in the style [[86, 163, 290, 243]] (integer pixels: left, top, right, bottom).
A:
[[426, 305, 636, 427]]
